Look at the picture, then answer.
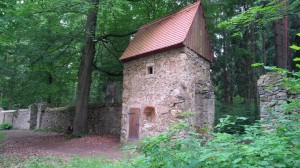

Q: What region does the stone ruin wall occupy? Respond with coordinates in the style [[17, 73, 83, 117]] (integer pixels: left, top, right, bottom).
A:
[[87, 104, 122, 135], [0, 103, 122, 135], [258, 72, 300, 124], [12, 109, 31, 130], [0, 108, 31, 130], [37, 104, 121, 135], [37, 105, 74, 132], [121, 47, 214, 142]]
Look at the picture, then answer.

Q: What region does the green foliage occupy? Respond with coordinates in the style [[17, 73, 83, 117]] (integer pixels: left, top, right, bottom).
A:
[[215, 96, 256, 125], [215, 115, 247, 134], [218, 1, 282, 31], [129, 119, 203, 168], [0, 122, 13, 130], [0, 0, 199, 108], [251, 62, 264, 67], [1, 156, 125, 168], [290, 45, 300, 50], [125, 111, 299, 168], [0, 133, 5, 139]]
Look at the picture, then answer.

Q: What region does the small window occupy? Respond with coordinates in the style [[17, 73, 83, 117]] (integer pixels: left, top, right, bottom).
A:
[[148, 66, 153, 74], [146, 63, 155, 76]]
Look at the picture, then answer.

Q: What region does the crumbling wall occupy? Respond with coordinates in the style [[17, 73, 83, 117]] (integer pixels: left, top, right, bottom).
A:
[[36, 104, 122, 135], [13, 109, 31, 129], [258, 72, 299, 124], [0, 103, 122, 135], [0, 108, 31, 129], [0, 110, 15, 124], [38, 106, 74, 132]]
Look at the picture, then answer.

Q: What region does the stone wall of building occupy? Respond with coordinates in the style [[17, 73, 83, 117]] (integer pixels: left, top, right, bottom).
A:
[[258, 72, 300, 124], [121, 47, 214, 142]]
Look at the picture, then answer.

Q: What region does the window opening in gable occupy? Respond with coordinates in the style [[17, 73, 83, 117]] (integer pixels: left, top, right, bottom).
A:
[[146, 63, 155, 76], [148, 66, 153, 75]]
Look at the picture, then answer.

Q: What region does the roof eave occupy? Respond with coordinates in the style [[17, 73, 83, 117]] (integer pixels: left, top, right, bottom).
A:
[[120, 43, 185, 62]]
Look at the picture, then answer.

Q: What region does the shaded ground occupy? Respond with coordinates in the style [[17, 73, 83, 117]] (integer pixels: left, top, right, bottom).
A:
[[0, 130, 125, 160]]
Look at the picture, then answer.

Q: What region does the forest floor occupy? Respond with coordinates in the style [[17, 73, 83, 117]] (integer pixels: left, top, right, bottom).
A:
[[0, 130, 125, 160]]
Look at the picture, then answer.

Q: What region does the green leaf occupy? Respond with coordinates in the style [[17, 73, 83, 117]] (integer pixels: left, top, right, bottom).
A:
[[293, 57, 300, 61], [291, 138, 300, 145], [232, 158, 242, 164], [251, 63, 264, 67], [260, 161, 270, 166], [290, 45, 300, 50], [297, 33, 300, 37], [237, 117, 247, 120]]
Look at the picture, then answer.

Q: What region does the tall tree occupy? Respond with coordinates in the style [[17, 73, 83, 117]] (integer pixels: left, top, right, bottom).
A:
[[73, 0, 100, 135], [274, 0, 290, 69]]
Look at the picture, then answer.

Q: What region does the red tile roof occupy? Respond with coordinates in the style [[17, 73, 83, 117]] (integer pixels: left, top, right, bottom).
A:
[[120, 2, 201, 62]]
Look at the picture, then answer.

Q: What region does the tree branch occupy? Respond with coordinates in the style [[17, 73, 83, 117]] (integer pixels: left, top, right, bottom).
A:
[[101, 41, 122, 64], [92, 63, 122, 76], [96, 29, 137, 42]]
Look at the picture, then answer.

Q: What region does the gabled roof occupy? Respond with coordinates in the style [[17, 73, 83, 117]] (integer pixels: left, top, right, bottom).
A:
[[120, 1, 212, 62]]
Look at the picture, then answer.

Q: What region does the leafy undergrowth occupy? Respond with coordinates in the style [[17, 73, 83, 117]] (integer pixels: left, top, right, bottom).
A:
[[0, 122, 13, 130], [126, 111, 299, 168]]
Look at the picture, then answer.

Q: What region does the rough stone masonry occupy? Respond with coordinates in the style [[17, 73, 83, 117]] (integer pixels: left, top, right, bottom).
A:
[[121, 47, 215, 142], [258, 72, 300, 126]]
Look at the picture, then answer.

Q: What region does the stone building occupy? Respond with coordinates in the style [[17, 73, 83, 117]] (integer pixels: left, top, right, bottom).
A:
[[120, 1, 214, 142]]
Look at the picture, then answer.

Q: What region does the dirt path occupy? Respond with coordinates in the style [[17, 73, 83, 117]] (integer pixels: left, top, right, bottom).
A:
[[0, 130, 125, 160]]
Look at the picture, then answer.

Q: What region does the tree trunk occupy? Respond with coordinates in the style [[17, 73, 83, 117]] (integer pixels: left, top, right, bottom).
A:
[[282, 0, 290, 70], [282, 15, 288, 69], [275, 0, 289, 69], [274, 19, 284, 68], [262, 31, 266, 66], [223, 35, 228, 107], [229, 60, 234, 105], [47, 72, 53, 104], [73, 0, 100, 135], [250, 22, 259, 120]]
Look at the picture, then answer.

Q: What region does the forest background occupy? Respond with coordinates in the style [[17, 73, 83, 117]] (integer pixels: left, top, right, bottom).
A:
[[0, 0, 299, 125]]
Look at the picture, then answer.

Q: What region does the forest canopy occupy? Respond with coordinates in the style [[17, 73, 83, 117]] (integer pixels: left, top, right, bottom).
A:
[[0, 0, 299, 122]]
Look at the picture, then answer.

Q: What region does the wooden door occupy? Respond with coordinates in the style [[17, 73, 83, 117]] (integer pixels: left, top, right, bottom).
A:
[[128, 108, 140, 140]]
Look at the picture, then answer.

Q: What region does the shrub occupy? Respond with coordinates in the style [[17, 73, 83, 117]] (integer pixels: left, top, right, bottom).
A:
[[0, 122, 13, 130], [215, 115, 247, 134], [127, 112, 299, 168]]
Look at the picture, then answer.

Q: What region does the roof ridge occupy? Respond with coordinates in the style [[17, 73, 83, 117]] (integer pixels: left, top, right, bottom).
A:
[[139, 1, 200, 30]]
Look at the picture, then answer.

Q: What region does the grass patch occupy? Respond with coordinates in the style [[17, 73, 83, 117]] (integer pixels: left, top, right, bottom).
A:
[[0, 132, 7, 167], [0, 132, 6, 140], [0, 156, 127, 168]]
